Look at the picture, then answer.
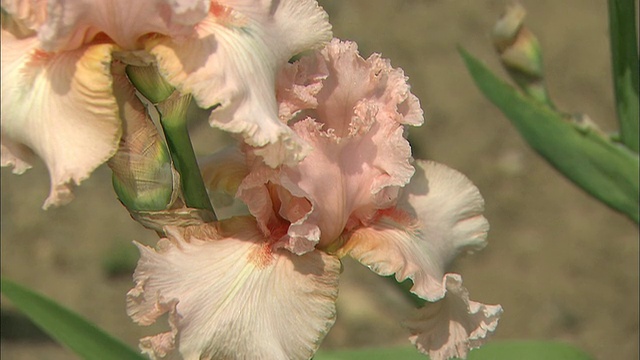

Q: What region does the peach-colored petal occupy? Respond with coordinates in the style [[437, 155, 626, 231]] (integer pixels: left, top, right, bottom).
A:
[[1, 133, 34, 174], [17, 0, 210, 52], [405, 274, 502, 360], [199, 145, 250, 219], [1, 28, 121, 208], [339, 160, 489, 301], [239, 39, 422, 253], [149, 0, 332, 167], [127, 217, 340, 360]]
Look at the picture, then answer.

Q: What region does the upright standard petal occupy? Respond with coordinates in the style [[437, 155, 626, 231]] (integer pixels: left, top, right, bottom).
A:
[[1, 26, 121, 208], [127, 217, 340, 360], [148, 0, 332, 167], [238, 39, 423, 254], [405, 274, 502, 360], [25, 0, 210, 52], [339, 160, 489, 301]]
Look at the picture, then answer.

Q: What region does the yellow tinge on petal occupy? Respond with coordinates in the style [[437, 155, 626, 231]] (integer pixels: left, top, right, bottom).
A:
[[1, 23, 121, 208]]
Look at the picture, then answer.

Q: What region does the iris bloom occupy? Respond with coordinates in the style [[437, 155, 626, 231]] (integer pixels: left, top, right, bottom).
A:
[[0, 0, 331, 208], [127, 40, 502, 360]]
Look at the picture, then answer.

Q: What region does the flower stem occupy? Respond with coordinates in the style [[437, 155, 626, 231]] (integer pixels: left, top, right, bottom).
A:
[[157, 94, 216, 218]]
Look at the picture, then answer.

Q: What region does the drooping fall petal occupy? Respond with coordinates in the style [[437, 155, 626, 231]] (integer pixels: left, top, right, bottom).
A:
[[127, 217, 340, 360], [1, 24, 121, 208], [338, 160, 498, 359], [404, 274, 502, 360], [339, 160, 488, 301], [238, 39, 423, 254], [148, 0, 332, 167]]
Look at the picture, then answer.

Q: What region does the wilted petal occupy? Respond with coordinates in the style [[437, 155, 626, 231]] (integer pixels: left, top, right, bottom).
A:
[[1, 28, 121, 208], [405, 274, 502, 360], [339, 160, 489, 301], [127, 217, 340, 360], [149, 0, 332, 167]]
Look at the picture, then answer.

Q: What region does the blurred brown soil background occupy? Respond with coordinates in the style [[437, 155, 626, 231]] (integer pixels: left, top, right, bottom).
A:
[[1, 1, 638, 359]]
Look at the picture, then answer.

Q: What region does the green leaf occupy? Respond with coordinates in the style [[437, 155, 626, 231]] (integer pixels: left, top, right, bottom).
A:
[[1, 278, 146, 360], [460, 48, 639, 223], [314, 341, 594, 360], [468, 341, 595, 360], [608, 0, 639, 152]]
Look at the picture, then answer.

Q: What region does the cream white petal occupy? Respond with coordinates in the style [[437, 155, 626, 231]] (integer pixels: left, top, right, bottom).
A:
[[405, 274, 502, 360], [339, 160, 489, 301], [1, 30, 121, 208], [148, 0, 331, 167], [127, 217, 340, 360]]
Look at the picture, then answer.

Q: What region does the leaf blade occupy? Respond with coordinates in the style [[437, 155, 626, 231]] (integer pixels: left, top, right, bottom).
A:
[[608, 0, 639, 152], [1, 278, 145, 360], [459, 48, 639, 223]]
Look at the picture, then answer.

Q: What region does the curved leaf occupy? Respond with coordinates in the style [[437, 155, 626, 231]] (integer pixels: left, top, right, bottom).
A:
[[460, 48, 639, 223], [1, 278, 145, 360]]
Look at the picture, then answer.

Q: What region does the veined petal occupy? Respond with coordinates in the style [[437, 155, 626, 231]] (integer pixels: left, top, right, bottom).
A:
[[405, 274, 502, 360], [338, 160, 489, 301], [21, 0, 210, 52], [148, 0, 331, 167], [1, 29, 121, 208], [127, 217, 340, 360]]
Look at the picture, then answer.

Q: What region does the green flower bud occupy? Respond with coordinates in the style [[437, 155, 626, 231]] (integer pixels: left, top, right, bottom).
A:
[[125, 65, 175, 104], [109, 113, 177, 212], [492, 3, 553, 108]]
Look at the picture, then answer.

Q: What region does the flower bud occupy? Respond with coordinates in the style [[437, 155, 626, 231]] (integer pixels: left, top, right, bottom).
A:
[[492, 2, 553, 107], [109, 109, 177, 212], [125, 65, 175, 104]]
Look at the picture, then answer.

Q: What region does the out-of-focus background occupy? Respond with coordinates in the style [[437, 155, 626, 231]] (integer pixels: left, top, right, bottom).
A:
[[1, 0, 638, 359]]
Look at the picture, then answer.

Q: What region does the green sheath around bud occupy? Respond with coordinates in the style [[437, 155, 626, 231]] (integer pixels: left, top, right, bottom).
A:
[[125, 65, 175, 104], [492, 3, 553, 108]]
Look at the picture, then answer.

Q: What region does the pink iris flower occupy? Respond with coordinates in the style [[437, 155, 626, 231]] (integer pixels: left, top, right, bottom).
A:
[[128, 39, 502, 360]]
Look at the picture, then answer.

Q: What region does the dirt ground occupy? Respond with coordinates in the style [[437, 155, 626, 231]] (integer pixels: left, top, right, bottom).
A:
[[1, 1, 638, 359]]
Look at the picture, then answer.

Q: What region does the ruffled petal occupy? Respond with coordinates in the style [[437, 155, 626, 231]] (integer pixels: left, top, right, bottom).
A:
[[127, 217, 340, 360], [17, 0, 210, 52], [404, 274, 502, 360], [239, 39, 422, 253], [1, 133, 34, 174], [1, 28, 121, 208], [338, 160, 489, 301], [148, 0, 332, 167]]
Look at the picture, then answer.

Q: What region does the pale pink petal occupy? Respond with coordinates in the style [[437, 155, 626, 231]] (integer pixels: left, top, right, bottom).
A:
[[239, 39, 422, 253], [405, 274, 502, 360], [149, 0, 331, 167], [338, 160, 489, 301], [127, 217, 340, 360], [1, 133, 34, 174], [22, 0, 210, 52], [1, 28, 121, 208]]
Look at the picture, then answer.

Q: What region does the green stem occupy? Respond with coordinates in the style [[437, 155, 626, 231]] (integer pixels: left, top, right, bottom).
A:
[[157, 95, 216, 218]]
